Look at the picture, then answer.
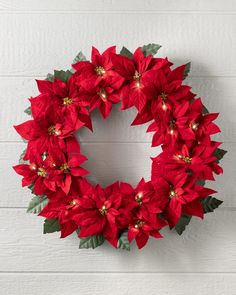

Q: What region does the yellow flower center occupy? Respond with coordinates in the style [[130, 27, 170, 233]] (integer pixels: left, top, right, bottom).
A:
[[37, 167, 47, 178], [48, 125, 61, 136], [99, 205, 108, 216], [95, 66, 106, 76], [178, 155, 192, 163], [63, 97, 73, 106], [133, 71, 141, 88], [169, 190, 177, 199], [60, 163, 70, 173], [134, 220, 145, 229], [133, 70, 141, 81], [48, 125, 56, 135]]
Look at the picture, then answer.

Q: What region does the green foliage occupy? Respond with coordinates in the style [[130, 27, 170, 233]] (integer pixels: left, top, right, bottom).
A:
[[19, 149, 27, 164], [196, 179, 206, 186], [175, 214, 192, 235], [72, 51, 87, 63], [141, 43, 162, 57], [120, 46, 133, 59], [183, 62, 191, 80], [201, 196, 223, 213], [54, 70, 73, 83], [43, 218, 60, 234], [202, 105, 209, 114], [79, 234, 105, 249], [27, 195, 48, 214], [24, 106, 32, 116], [213, 148, 227, 162], [117, 231, 130, 251], [45, 73, 54, 81]]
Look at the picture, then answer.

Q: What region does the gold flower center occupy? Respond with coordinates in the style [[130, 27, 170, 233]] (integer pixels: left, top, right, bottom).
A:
[[178, 155, 192, 163], [63, 97, 73, 106], [160, 92, 168, 102], [48, 125, 61, 136], [169, 190, 177, 199], [48, 125, 56, 135], [134, 220, 145, 229], [99, 205, 108, 216], [60, 163, 70, 173], [133, 70, 141, 81], [37, 167, 47, 177], [95, 66, 106, 76]]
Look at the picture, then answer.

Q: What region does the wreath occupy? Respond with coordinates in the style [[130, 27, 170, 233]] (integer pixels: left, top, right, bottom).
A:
[[13, 44, 227, 250]]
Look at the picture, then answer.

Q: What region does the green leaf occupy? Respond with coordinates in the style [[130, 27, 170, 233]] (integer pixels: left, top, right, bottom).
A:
[[24, 106, 32, 116], [201, 196, 223, 213], [72, 51, 87, 64], [27, 183, 34, 193], [19, 149, 27, 164], [117, 231, 130, 251], [54, 70, 73, 83], [202, 105, 209, 114], [79, 234, 105, 249], [120, 46, 133, 59], [213, 148, 227, 162], [141, 43, 162, 57], [45, 73, 54, 82], [43, 218, 60, 234], [27, 195, 48, 214], [183, 62, 191, 80], [175, 214, 192, 235], [196, 179, 206, 186]]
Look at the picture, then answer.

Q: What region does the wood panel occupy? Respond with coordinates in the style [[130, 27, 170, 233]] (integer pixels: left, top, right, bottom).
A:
[[0, 273, 235, 295], [0, 0, 235, 12], [0, 209, 235, 272], [0, 14, 235, 77]]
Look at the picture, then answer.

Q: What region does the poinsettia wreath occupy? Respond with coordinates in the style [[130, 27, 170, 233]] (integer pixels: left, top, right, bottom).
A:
[[13, 44, 227, 250]]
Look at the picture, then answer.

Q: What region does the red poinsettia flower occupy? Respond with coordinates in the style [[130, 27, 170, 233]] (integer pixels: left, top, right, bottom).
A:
[[152, 172, 216, 227], [30, 75, 92, 130], [79, 80, 121, 119], [120, 179, 165, 225], [14, 106, 81, 159], [112, 48, 171, 111], [180, 98, 221, 143], [143, 66, 194, 114], [13, 153, 56, 195], [39, 178, 91, 238], [73, 182, 122, 247], [153, 142, 223, 181], [45, 148, 89, 194], [73, 46, 124, 90], [127, 211, 166, 249], [146, 100, 190, 147]]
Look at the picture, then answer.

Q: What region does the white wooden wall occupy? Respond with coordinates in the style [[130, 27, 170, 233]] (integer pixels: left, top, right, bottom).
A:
[[0, 1, 236, 294]]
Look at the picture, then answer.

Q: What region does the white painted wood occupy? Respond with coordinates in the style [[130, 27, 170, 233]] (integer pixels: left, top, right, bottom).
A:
[[0, 14, 235, 77], [0, 1, 235, 293], [0, 209, 235, 272], [1, 77, 235, 142], [0, 141, 232, 207], [0, 273, 235, 295], [0, 0, 235, 12]]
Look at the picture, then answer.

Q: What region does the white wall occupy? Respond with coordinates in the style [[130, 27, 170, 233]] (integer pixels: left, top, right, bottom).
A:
[[0, 1, 236, 294]]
